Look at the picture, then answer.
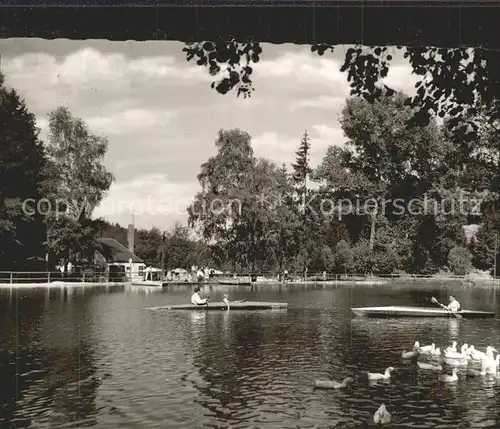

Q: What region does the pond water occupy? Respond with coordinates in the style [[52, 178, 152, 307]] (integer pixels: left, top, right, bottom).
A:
[[0, 282, 499, 428]]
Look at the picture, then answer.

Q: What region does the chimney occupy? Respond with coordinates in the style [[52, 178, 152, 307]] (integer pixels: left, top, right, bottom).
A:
[[127, 224, 134, 254]]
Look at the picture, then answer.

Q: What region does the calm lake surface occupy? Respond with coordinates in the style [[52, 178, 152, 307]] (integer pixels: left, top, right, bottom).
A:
[[1, 282, 499, 428]]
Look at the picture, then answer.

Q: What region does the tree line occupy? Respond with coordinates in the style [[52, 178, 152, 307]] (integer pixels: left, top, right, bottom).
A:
[[1, 68, 498, 276], [188, 92, 499, 276]]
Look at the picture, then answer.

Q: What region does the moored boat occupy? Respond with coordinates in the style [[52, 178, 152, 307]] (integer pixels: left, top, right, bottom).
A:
[[217, 279, 252, 286], [131, 280, 168, 287], [146, 301, 287, 310], [351, 306, 495, 318]]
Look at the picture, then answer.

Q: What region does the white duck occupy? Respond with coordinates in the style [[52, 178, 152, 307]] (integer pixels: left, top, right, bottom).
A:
[[314, 377, 354, 389], [440, 368, 459, 383], [430, 347, 441, 357], [402, 349, 420, 359], [444, 344, 470, 360], [418, 343, 436, 354], [471, 346, 497, 361], [373, 403, 391, 425], [417, 362, 442, 371], [481, 353, 500, 375], [367, 367, 395, 381], [445, 341, 458, 354]]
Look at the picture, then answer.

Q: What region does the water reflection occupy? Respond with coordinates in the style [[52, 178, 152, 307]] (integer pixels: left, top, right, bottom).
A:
[[0, 283, 499, 428]]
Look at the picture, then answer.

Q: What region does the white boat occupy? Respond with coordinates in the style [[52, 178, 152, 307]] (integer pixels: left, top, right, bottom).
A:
[[131, 280, 167, 287], [351, 306, 495, 319]]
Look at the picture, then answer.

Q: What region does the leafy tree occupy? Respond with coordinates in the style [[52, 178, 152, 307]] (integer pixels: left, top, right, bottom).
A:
[[334, 240, 354, 274], [46, 107, 114, 219], [0, 73, 48, 270], [134, 227, 163, 267], [165, 222, 197, 270], [447, 246, 473, 276], [45, 107, 114, 268], [189, 129, 280, 273]]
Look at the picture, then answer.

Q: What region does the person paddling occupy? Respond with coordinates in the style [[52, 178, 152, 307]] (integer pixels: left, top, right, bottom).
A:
[[446, 295, 461, 312], [432, 295, 461, 312], [191, 286, 209, 306], [223, 293, 230, 311]]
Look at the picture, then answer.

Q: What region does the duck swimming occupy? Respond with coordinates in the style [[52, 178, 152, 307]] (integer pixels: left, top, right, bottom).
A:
[[430, 347, 441, 357], [481, 353, 500, 375], [402, 349, 420, 359], [445, 341, 458, 354], [417, 362, 442, 371], [367, 367, 395, 381], [418, 343, 436, 354], [373, 403, 391, 425], [314, 377, 354, 389], [444, 344, 470, 360], [466, 367, 487, 378], [472, 346, 497, 361], [440, 368, 459, 383]]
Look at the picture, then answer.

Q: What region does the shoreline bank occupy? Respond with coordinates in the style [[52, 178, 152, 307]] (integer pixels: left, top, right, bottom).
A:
[[0, 281, 127, 289], [1, 277, 499, 289]]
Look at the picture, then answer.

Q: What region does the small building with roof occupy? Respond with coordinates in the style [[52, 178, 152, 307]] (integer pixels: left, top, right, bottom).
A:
[[95, 236, 145, 282]]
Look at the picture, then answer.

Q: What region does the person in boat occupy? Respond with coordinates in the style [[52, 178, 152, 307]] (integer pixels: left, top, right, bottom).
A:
[[223, 293, 230, 310], [191, 286, 209, 306], [446, 295, 461, 312]]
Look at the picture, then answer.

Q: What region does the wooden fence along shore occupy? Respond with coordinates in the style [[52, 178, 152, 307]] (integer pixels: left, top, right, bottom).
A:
[[0, 271, 499, 287]]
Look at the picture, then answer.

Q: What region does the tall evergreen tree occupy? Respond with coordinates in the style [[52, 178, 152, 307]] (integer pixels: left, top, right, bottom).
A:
[[0, 72, 49, 270], [291, 130, 312, 201]]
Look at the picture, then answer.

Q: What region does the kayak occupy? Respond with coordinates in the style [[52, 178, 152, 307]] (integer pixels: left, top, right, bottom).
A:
[[217, 279, 252, 286], [131, 281, 167, 287], [351, 306, 495, 319], [147, 301, 287, 310]]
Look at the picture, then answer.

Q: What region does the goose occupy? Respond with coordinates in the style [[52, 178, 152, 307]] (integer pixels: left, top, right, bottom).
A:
[[373, 403, 391, 425], [417, 362, 442, 371], [440, 368, 459, 383], [445, 341, 458, 354], [402, 349, 420, 359], [367, 367, 395, 381], [444, 344, 470, 360], [314, 377, 354, 389]]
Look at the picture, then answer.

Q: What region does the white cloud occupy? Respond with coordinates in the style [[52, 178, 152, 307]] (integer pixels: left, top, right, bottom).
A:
[[256, 50, 418, 97], [252, 124, 345, 170], [93, 174, 199, 229], [86, 109, 177, 135], [255, 51, 350, 94], [3, 48, 210, 89], [289, 95, 345, 111]]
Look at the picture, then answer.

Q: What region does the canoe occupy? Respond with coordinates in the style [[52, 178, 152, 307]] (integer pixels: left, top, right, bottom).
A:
[[146, 301, 287, 310], [217, 279, 252, 286], [131, 281, 168, 287], [351, 306, 495, 319]]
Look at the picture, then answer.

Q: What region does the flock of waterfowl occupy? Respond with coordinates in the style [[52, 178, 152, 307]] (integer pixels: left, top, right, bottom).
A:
[[314, 341, 500, 426]]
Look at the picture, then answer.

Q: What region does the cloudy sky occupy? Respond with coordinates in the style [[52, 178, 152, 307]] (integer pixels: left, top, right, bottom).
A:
[[0, 39, 419, 230]]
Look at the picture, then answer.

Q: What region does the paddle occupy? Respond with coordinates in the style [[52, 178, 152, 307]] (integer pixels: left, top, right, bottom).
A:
[[431, 297, 463, 319]]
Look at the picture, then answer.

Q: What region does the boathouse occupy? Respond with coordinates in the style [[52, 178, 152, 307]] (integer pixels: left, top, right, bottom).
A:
[[95, 227, 145, 282]]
